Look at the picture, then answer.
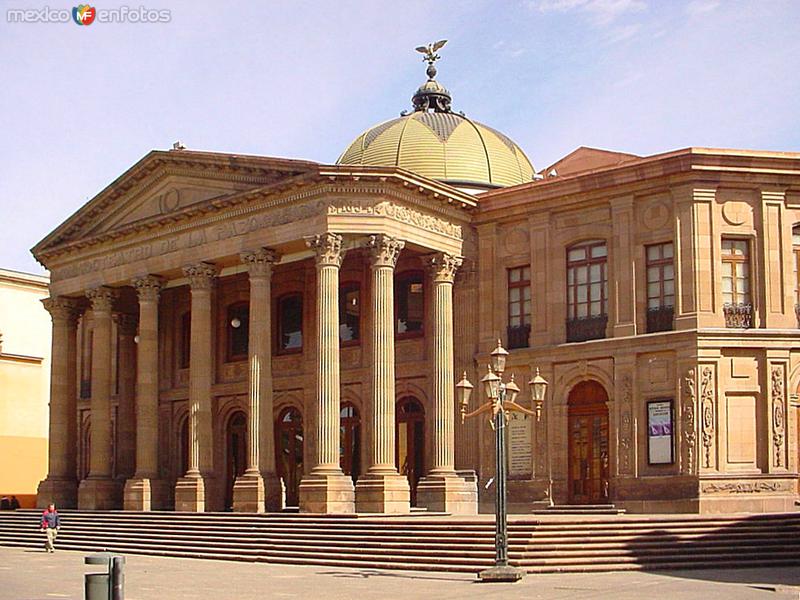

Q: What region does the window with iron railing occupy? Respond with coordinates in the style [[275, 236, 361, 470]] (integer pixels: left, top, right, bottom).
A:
[[566, 240, 608, 342], [646, 242, 675, 333], [507, 265, 531, 349], [721, 238, 752, 328]]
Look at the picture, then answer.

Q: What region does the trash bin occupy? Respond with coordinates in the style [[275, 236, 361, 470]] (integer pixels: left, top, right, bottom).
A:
[[84, 552, 125, 600]]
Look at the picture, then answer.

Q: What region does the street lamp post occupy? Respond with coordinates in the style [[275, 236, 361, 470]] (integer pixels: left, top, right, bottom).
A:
[[457, 340, 548, 583]]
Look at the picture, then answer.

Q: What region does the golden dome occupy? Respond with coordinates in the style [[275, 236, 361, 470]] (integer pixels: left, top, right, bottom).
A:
[[337, 43, 534, 190], [337, 112, 535, 190]]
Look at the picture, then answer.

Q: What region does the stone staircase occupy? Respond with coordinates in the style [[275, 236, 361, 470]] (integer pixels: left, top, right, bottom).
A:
[[1, 510, 799, 573]]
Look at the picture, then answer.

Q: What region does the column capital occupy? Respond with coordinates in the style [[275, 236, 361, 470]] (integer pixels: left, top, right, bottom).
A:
[[86, 286, 118, 312], [240, 248, 281, 277], [114, 313, 138, 337], [41, 296, 82, 323], [183, 262, 218, 290], [367, 234, 404, 269], [305, 233, 345, 268], [425, 253, 462, 284], [132, 275, 165, 302]]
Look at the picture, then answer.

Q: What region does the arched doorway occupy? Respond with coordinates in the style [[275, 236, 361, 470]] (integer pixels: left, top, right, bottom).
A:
[[340, 403, 361, 483], [79, 418, 91, 481], [567, 380, 610, 504], [224, 411, 247, 511], [275, 407, 304, 507], [176, 414, 189, 478], [396, 397, 425, 506]]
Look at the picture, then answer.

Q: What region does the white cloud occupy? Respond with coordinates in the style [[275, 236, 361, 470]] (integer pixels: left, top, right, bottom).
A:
[[604, 23, 642, 44], [532, 0, 646, 25], [686, 0, 721, 16]]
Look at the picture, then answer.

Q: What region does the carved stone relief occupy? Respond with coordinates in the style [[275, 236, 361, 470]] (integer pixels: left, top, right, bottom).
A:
[[771, 365, 786, 468], [701, 480, 792, 495], [682, 368, 697, 475], [700, 366, 715, 469], [618, 374, 633, 475]]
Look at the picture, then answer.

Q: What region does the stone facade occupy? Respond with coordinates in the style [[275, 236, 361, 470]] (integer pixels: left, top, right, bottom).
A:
[[32, 147, 800, 514]]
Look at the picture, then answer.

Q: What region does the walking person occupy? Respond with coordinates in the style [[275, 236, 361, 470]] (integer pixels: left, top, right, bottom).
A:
[[40, 503, 60, 553]]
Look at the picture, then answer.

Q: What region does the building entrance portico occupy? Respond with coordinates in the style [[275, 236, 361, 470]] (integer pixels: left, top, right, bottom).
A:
[[33, 150, 477, 516]]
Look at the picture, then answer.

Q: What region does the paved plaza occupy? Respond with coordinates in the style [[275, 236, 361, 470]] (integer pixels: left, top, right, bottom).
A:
[[0, 546, 798, 600]]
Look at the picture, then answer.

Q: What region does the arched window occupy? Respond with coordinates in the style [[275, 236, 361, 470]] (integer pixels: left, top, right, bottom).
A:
[[339, 283, 361, 344], [226, 302, 249, 361], [566, 240, 608, 342], [395, 271, 424, 337], [179, 311, 191, 369], [277, 294, 303, 353]]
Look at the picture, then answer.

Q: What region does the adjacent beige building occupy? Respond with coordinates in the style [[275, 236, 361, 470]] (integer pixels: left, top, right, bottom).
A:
[[0, 269, 51, 507], [32, 54, 800, 514]]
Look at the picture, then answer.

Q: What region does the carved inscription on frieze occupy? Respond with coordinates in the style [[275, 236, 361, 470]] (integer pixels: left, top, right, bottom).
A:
[[56, 200, 325, 279], [327, 200, 462, 240]]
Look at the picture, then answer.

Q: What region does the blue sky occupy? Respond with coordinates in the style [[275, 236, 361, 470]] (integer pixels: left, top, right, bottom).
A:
[[1, 0, 799, 274]]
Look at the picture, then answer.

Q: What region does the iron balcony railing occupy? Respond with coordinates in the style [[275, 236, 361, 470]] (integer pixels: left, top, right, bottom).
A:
[[506, 324, 531, 349], [647, 305, 674, 333], [723, 302, 753, 328], [566, 314, 608, 343]]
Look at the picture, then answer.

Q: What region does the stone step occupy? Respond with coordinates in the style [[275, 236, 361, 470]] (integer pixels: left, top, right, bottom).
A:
[[5, 510, 800, 574]]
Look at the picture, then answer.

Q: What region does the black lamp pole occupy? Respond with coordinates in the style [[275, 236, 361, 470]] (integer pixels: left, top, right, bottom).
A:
[[458, 340, 547, 583], [478, 383, 524, 582]]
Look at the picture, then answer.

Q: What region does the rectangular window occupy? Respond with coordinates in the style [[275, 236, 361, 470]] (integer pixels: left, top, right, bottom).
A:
[[566, 240, 608, 342], [507, 265, 531, 349], [179, 312, 191, 369], [395, 272, 424, 337], [645, 242, 674, 333], [721, 238, 752, 328], [226, 303, 249, 361], [793, 226, 800, 321], [339, 283, 360, 344], [278, 294, 303, 353]]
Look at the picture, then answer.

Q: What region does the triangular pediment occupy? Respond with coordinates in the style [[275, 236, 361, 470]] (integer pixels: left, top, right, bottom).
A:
[[34, 150, 319, 259], [81, 175, 245, 237]]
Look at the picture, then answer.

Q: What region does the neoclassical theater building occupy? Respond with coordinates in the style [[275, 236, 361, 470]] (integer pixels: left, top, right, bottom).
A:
[[33, 51, 800, 515]]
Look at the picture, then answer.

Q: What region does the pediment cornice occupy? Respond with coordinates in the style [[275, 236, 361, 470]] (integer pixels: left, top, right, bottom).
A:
[[34, 156, 476, 266]]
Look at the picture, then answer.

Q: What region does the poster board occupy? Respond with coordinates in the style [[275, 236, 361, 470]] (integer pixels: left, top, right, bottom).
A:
[[647, 399, 674, 465]]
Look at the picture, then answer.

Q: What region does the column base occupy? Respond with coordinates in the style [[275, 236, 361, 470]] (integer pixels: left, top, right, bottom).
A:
[[232, 471, 285, 513], [354, 472, 410, 514], [174, 475, 209, 512], [416, 472, 478, 515], [37, 477, 78, 509], [123, 477, 170, 511], [298, 471, 355, 514], [77, 477, 122, 510], [478, 565, 525, 582]]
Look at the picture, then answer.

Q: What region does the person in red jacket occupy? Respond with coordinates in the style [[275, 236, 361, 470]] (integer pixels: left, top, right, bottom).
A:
[[40, 503, 60, 553]]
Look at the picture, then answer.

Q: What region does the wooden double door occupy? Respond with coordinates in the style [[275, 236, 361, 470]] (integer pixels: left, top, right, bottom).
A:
[[567, 381, 610, 504]]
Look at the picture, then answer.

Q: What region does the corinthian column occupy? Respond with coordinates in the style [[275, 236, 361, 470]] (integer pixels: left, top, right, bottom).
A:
[[115, 313, 138, 481], [124, 275, 166, 511], [416, 253, 477, 515], [233, 248, 282, 513], [37, 296, 81, 508], [78, 286, 122, 509], [355, 234, 410, 513], [175, 262, 217, 512], [298, 232, 355, 513]]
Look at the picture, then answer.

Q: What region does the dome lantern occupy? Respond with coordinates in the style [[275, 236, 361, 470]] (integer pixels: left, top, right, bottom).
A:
[[411, 40, 452, 113]]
